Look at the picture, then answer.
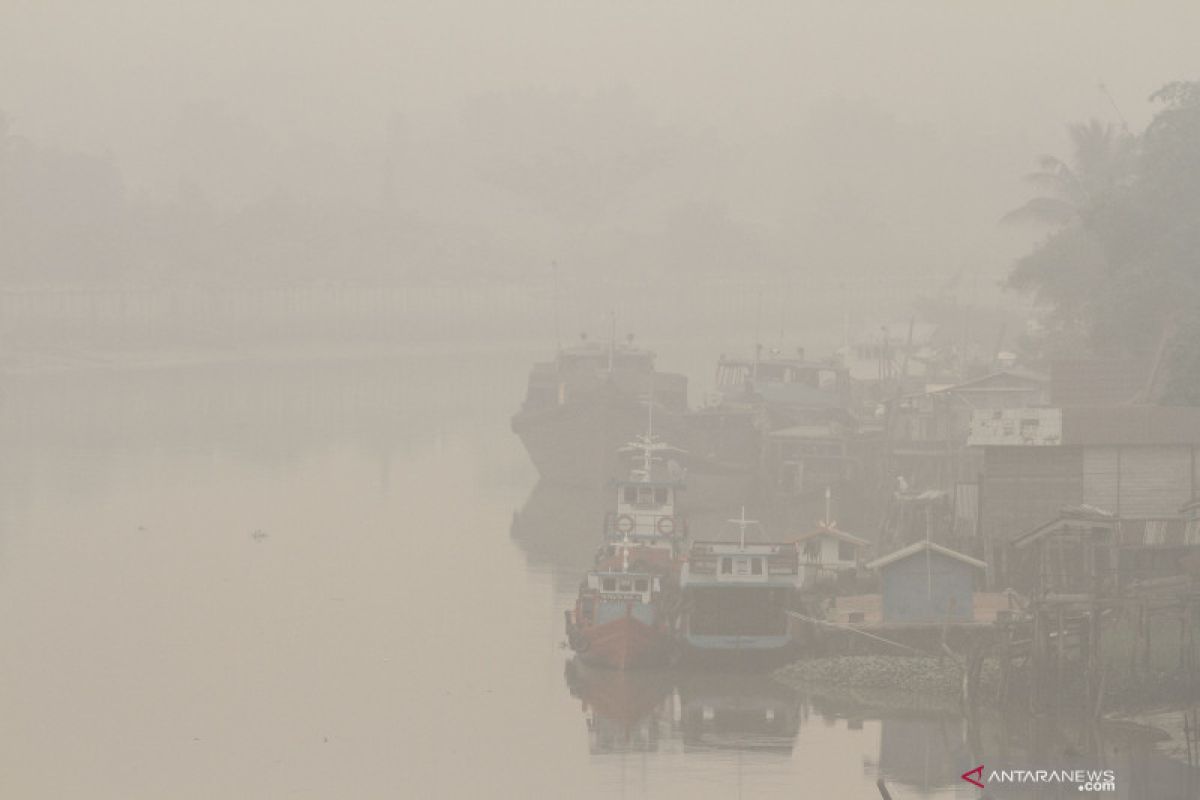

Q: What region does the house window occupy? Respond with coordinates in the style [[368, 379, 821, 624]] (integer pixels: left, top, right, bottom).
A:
[[634, 579, 648, 592], [618, 580, 632, 592], [838, 541, 856, 561], [751, 558, 763, 575], [602, 578, 616, 591], [721, 557, 733, 575]]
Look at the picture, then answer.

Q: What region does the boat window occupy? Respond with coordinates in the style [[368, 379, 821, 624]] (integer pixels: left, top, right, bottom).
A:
[[819, 369, 839, 390], [623, 487, 637, 504], [636, 486, 654, 505], [634, 579, 648, 592], [720, 557, 733, 575], [751, 558, 763, 576], [654, 487, 668, 504], [602, 578, 616, 592], [618, 579, 632, 592]]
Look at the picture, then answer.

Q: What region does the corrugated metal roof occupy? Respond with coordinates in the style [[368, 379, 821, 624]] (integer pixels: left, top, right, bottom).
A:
[[1060, 405, 1200, 445], [1050, 359, 1150, 406]]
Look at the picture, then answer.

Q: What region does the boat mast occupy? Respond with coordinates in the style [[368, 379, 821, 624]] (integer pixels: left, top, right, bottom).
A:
[[728, 506, 756, 550]]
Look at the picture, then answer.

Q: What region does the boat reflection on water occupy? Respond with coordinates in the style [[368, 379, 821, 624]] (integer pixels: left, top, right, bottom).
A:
[[677, 671, 801, 754], [564, 660, 802, 757], [564, 660, 676, 754]]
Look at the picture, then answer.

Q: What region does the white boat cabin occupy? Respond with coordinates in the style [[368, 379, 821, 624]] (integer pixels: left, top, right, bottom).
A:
[[608, 479, 683, 540], [585, 571, 661, 603], [680, 542, 801, 588]]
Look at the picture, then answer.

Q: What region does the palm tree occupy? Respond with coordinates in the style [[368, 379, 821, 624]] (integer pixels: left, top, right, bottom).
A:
[[1002, 119, 1136, 227]]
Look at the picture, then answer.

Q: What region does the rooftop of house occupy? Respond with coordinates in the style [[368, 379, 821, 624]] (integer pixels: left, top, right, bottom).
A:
[[792, 525, 870, 548], [1013, 506, 1120, 550], [865, 539, 987, 572]]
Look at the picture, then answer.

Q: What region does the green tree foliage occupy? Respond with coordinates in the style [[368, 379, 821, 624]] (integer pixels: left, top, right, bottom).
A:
[[1006, 84, 1200, 402]]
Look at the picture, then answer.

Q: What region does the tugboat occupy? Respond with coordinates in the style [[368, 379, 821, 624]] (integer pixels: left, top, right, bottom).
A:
[[677, 509, 802, 666], [565, 428, 686, 669], [512, 336, 688, 488]]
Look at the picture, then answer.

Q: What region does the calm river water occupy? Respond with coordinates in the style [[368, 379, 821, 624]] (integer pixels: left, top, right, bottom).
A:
[[0, 343, 1195, 798]]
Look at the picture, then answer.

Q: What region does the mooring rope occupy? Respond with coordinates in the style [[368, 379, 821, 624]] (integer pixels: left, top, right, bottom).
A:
[[786, 610, 926, 654]]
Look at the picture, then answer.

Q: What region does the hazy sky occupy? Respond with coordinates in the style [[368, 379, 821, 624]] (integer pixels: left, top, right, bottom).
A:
[[3, 1, 1200, 288]]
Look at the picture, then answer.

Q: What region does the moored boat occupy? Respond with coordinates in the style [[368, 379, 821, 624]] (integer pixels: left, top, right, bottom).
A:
[[677, 510, 802, 666], [565, 563, 677, 670]]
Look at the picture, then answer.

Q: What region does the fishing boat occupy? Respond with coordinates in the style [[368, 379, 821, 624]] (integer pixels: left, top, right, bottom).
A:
[[565, 557, 677, 670], [677, 510, 802, 665], [511, 337, 688, 488]]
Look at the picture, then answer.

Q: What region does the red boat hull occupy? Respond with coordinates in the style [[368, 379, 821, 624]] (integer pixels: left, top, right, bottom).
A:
[[576, 611, 673, 670]]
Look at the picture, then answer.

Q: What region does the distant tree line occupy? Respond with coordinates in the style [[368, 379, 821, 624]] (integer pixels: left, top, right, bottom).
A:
[[1005, 81, 1200, 404]]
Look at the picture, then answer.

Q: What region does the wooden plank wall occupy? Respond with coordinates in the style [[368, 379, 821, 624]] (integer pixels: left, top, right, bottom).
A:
[[1082, 446, 1199, 517]]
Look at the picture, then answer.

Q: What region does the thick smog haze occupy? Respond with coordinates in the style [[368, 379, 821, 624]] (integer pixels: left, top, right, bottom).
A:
[[5, 4, 1200, 799], [5, 1, 1198, 289]]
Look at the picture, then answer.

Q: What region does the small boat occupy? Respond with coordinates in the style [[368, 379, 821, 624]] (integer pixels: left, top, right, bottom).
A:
[[677, 509, 802, 666]]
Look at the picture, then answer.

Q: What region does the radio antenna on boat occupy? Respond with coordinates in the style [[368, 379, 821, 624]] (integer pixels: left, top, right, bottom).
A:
[[728, 506, 758, 549]]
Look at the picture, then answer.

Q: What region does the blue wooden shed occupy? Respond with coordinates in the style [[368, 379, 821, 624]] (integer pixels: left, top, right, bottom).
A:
[[865, 541, 987, 623]]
